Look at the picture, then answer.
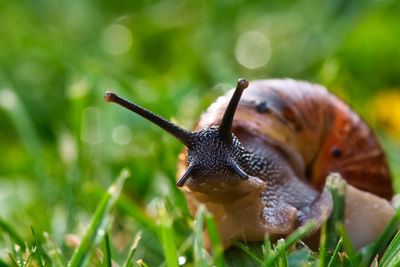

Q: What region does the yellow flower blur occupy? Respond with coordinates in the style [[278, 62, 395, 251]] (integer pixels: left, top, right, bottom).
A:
[[374, 90, 400, 138]]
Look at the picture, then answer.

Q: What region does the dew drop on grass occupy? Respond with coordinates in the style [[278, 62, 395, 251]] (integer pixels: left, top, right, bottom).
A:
[[178, 256, 186, 265], [97, 229, 105, 237]]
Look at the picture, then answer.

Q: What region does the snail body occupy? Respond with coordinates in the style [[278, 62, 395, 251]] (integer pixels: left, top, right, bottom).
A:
[[105, 78, 394, 251]]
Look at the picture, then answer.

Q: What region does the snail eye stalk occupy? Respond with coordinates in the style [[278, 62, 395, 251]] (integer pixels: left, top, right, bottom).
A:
[[104, 91, 193, 147], [218, 78, 248, 143], [229, 161, 248, 180], [176, 165, 194, 187]]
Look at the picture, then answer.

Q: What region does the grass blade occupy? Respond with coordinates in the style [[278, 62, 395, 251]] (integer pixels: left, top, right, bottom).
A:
[[7, 253, 18, 267], [325, 173, 346, 251], [90, 187, 157, 233], [136, 259, 149, 267], [42, 232, 67, 267], [194, 205, 207, 267], [319, 222, 327, 267], [205, 214, 225, 267], [0, 217, 26, 250], [326, 238, 343, 267], [122, 231, 142, 267], [68, 168, 130, 267], [263, 235, 272, 266], [336, 222, 357, 264], [11, 245, 24, 267], [116, 196, 157, 232], [341, 254, 355, 267], [31, 227, 44, 267], [335, 222, 355, 256], [264, 221, 316, 266], [177, 234, 194, 258], [102, 232, 112, 267], [276, 239, 288, 267], [231, 240, 264, 265], [157, 202, 178, 267], [22, 250, 34, 267], [380, 230, 400, 266], [358, 207, 400, 267], [320, 174, 346, 266]]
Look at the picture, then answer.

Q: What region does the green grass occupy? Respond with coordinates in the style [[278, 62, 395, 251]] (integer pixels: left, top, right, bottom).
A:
[[380, 231, 400, 266], [102, 232, 112, 267], [122, 231, 142, 267], [157, 201, 179, 267], [2, 174, 400, 266], [68, 169, 130, 266], [1, 0, 400, 266], [31, 227, 44, 267]]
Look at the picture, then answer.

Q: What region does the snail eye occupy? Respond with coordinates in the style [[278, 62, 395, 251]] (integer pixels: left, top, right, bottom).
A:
[[331, 147, 342, 158]]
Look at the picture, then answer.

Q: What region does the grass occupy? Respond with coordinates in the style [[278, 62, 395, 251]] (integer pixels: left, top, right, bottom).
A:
[[31, 227, 44, 267], [1, 0, 400, 266], [68, 169, 129, 266], [157, 201, 179, 267], [1, 174, 400, 266], [122, 231, 141, 267], [102, 232, 112, 267]]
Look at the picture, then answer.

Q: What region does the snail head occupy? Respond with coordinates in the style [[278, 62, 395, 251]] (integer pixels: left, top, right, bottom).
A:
[[104, 78, 249, 189]]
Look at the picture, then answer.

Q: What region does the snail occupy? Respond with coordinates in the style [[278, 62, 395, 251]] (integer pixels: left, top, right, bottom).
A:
[[105, 78, 395, 251]]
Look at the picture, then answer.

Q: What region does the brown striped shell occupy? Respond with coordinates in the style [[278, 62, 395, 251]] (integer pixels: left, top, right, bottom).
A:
[[178, 79, 393, 200]]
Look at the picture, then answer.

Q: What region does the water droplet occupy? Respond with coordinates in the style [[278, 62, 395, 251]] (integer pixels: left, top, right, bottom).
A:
[[97, 229, 105, 236], [178, 256, 186, 265]]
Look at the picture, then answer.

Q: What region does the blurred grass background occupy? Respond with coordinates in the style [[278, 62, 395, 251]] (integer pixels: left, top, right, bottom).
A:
[[0, 0, 400, 265]]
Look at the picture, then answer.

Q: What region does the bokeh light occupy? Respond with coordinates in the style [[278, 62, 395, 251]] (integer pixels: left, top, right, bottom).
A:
[[112, 125, 132, 145], [101, 24, 133, 55], [0, 89, 18, 110], [81, 107, 102, 145], [235, 31, 271, 69]]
